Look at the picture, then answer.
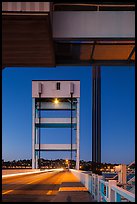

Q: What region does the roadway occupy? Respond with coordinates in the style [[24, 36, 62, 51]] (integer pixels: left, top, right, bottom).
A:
[[2, 170, 66, 202], [2, 170, 92, 202]]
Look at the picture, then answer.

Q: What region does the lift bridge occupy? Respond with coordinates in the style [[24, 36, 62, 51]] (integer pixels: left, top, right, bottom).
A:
[[2, 2, 135, 202], [2, 3, 135, 170], [32, 80, 80, 170]]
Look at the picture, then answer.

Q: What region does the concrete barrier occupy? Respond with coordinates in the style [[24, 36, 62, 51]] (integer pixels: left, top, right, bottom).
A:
[[70, 169, 135, 202]]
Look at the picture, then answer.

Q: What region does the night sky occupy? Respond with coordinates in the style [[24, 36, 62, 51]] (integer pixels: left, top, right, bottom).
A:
[[2, 66, 135, 165]]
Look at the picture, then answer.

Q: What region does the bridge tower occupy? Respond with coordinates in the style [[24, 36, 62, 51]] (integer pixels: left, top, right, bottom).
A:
[[32, 80, 80, 169]]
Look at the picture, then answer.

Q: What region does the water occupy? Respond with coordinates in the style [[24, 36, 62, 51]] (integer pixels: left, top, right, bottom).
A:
[[102, 173, 117, 179], [127, 173, 135, 181], [102, 173, 135, 181]]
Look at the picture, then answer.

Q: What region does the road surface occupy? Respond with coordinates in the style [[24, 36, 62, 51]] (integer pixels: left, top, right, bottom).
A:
[[2, 170, 92, 202]]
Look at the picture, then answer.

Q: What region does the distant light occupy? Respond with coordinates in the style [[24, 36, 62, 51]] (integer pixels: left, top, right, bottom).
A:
[[54, 98, 59, 104]]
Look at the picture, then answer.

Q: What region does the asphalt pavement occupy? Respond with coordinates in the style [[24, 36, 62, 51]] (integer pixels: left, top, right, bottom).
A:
[[2, 170, 93, 202]]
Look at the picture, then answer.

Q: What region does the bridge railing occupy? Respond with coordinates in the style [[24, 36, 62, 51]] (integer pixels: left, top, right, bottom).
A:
[[70, 169, 135, 202]]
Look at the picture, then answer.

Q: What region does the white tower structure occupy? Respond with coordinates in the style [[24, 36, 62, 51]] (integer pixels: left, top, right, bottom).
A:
[[32, 80, 80, 170]]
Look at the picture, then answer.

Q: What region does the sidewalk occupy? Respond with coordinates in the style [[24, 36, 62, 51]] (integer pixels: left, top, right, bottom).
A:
[[51, 170, 93, 202]]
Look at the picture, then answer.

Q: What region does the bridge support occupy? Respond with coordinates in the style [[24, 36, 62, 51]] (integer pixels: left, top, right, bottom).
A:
[[32, 81, 80, 169], [92, 66, 101, 174], [76, 98, 80, 170]]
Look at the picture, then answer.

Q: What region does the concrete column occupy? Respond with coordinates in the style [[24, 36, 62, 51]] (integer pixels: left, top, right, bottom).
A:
[[118, 164, 127, 184], [76, 98, 80, 170], [32, 98, 35, 169]]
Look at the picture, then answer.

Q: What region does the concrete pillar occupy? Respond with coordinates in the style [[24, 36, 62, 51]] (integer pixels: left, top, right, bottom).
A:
[[76, 98, 80, 170], [118, 164, 127, 184]]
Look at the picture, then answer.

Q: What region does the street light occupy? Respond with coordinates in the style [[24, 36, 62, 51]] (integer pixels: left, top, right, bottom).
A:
[[65, 159, 69, 169], [54, 98, 59, 104]]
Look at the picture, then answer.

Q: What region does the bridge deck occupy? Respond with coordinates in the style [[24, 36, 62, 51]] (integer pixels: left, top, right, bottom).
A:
[[51, 170, 93, 202], [2, 169, 93, 202]]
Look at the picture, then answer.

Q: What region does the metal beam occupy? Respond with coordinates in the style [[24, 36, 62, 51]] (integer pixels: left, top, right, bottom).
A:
[[70, 93, 73, 167], [127, 46, 135, 61], [56, 59, 135, 66], [32, 98, 35, 169], [76, 98, 80, 170], [97, 66, 101, 164], [90, 41, 96, 60], [35, 118, 77, 124], [92, 66, 96, 164], [35, 144, 77, 151], [36, 101, 76, 110], [38, 93, 41, 169], [92, 66, 102, 173]]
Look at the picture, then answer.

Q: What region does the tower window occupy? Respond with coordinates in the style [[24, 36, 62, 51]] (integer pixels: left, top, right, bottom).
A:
[[56, 82, 60, 90]]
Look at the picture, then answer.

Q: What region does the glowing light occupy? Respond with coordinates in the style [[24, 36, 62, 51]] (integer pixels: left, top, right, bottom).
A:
[[54, 98, 59, 104]]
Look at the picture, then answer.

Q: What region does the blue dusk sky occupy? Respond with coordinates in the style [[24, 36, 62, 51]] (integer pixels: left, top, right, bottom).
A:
[[2, 66, 135, 165]]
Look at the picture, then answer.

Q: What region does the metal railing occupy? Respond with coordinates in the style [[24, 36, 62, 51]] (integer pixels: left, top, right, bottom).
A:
[[70, 169, 135, 202]]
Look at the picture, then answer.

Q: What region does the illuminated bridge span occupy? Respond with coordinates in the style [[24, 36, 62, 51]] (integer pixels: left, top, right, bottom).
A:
[[2, 169, 135, 202]]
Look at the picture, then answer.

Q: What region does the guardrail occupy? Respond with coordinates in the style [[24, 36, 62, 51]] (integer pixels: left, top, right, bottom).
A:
[[70, 169, 135, 202]]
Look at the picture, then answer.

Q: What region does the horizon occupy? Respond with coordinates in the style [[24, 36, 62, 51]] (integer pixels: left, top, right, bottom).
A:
[[2, 158, 129, 166]]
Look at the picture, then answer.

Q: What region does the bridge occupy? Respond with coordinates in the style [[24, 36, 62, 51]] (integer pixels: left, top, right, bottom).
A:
[[2, 1, 135, 202], [2, 168, 135, 202]]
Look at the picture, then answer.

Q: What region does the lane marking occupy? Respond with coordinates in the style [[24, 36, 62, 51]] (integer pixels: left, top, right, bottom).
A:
[[2, 190, 14, 195], [45, 172, 65, 195], [26, 171, 57, 184], [3, 189, 58, 196], [46, 190, 53, 195], [46, 190, 58, 195], [27, 178, 43, 185], [2, 190, 58, 195], [59, 187, 88, 191]]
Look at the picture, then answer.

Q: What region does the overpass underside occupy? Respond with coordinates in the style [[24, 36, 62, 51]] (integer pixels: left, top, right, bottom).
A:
[[2, 2, 135, 68]]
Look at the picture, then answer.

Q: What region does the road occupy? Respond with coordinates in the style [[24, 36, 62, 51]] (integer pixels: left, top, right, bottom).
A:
[[2, 170, 67, 202]]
